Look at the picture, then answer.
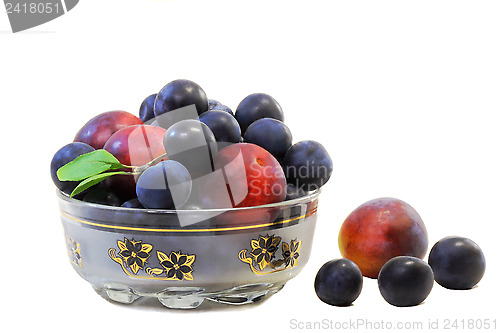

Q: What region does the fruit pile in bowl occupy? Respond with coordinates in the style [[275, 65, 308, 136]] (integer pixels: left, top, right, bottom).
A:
[[51, 79, 333, 309]]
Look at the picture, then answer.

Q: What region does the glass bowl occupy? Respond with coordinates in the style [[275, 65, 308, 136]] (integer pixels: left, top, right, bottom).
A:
[[57, 189, 320, 309]]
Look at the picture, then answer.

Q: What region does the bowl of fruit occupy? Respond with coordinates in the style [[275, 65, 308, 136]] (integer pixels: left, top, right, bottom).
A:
[[51, 80, 333, 309]]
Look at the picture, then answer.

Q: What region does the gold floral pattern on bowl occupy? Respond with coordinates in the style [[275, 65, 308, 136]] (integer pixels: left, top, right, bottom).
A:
[[239, 235, 302, 275], [109, 237, 196, 281]]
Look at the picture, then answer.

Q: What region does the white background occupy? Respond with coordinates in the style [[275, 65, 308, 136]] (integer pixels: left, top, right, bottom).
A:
[[1, 0, 499, 332]]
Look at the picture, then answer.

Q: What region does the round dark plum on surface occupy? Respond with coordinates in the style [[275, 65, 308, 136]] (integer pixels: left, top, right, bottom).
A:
[[314, 258, 363, 306], [378, 256, 434, 307], [428, 236, 485, 290]]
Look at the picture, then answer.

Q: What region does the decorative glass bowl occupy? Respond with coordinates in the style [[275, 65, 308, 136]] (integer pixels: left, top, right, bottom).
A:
[[57, 189, 320, 309]]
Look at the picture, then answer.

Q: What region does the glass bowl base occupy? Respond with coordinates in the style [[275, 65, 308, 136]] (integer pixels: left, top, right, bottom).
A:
[[92, 282, 286, 309]]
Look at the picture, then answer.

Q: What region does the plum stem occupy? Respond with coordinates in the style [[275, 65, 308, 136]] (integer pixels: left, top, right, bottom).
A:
[[132, 153, 168, 174]]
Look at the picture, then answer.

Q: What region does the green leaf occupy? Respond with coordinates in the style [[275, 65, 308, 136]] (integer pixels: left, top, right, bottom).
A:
[[57, 149, 126, 181], [70, 171, 129, 197]]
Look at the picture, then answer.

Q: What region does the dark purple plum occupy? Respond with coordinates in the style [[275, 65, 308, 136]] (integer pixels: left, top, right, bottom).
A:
[[139, 93, 157, 124], [282, 140, 333, 192], [314, 258, 363, 306], [83, 188, 122, 207], [243, 118, 292, 161], [136, 160, 192, 209], [163, 119, 217, 178], [154, 79, 208, 117], [235, 93, 284, 133], [51, 142, 95, 195], [428, 236, 485, 290], [199, 110, 241, 148], [121, 198, 144, 209], [378, 256, 434, 307]]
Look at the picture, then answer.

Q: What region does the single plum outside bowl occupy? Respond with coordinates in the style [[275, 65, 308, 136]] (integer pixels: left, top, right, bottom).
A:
[[57, 189, 320, 309]]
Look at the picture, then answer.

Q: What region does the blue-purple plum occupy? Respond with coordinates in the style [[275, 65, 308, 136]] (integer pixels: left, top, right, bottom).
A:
[[315, 259, 363, 306], [235, 93, 283, 133], [139, 93, 157, 123], [199, 110, 241, 147], [244, 118, 292, 161], [378, 256, 434, 307], [282, 140, 332, 191], [154, 79, 208, 117], [163, 119, 217, 177], [428, 236, 485, 290], [51, 142, 95, 195], [136, 160, 192, 209]]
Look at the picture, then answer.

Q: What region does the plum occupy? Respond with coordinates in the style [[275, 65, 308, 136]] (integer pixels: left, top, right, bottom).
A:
[[51, 142, 95, 195], [163, 119, 217, 178], [428, 236, 486, 290], [243, 118, 292, 161], [194, 143, 286, 225], [212, 143, 286, 208], [338, 198, 428, 278], [74, 111, 143, 149], [314, 258, 363, 306], [136, 160, 192, 209], [139, 94, 157, 124], [282, 140, 332, 191], [154, 79, 208, 117], [103, 125, 167, 200], [199, 110, 241, 148], [378, 256, 434, 307], [235, 93, 284, 133]]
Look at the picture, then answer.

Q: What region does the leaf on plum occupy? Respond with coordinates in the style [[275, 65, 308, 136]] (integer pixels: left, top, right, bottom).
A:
[[70, 171, 128, 197], [57, 149, 125, 181]]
